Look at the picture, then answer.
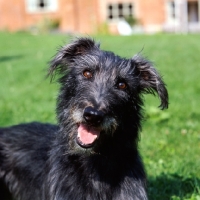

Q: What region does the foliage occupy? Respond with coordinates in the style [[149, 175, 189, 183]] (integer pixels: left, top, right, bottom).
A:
[[95, 22, 110, 35], [0, 32, 199, 199], [31, 18, 60, 33], [124, 15, 138, 26]]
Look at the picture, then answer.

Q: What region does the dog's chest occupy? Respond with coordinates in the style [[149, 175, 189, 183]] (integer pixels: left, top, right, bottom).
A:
[[48, 156, 147, 200]]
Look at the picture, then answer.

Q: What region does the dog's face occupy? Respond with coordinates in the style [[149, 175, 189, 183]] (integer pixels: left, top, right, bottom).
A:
[[49, 38, 168, 153]]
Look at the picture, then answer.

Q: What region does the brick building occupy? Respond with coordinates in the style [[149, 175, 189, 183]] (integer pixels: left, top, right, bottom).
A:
[[0, 0, 200, 34]]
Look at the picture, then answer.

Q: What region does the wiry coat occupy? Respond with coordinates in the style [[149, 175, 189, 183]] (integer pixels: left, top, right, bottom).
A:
[[0, 38, 168, 200]]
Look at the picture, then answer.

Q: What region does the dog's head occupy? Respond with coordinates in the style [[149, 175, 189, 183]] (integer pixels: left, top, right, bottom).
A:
[[49, 38, 168, 152]]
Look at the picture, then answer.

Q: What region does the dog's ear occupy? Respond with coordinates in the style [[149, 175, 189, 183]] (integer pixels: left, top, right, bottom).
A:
[[132, 55, 168, 109], [49, 38, 100, 76]]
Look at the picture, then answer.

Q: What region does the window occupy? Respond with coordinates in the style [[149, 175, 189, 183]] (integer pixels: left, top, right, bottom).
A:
[[188, 1, 199, 23], [26, 0, 58, 13], [170, 1, 175, 18], [107, 3, 133, 20], [166, 1, 177, 24]]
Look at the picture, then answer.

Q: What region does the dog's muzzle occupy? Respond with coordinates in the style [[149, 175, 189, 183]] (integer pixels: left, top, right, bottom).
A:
[[76, 107, 104, 149]]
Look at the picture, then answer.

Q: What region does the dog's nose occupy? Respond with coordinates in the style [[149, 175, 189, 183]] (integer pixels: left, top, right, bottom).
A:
[[83, 107, 104, 125]]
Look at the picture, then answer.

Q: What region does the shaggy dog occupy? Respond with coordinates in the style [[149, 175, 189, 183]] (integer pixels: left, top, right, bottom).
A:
[[0, 38, 168, 200]]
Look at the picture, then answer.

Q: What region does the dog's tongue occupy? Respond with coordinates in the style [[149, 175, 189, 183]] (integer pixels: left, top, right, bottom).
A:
[[78, 123, 100, 145]]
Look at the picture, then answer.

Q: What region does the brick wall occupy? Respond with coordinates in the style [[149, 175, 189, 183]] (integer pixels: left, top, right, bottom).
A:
[[137, 0, 165, 32], [0, 0, 60, 31], [0, 0, 168, 33], [59, 0, 99, 33]]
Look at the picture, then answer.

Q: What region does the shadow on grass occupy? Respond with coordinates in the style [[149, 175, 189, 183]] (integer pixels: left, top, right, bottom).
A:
[[148, 174, 200, 199], [0, 55, 23, 62]]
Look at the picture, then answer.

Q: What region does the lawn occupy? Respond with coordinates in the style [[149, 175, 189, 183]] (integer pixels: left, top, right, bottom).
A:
[[0, 32, 200, 199]]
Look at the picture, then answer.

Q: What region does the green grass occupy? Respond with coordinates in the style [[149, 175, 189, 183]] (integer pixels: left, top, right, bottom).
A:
[[0, 32, 200, 199]]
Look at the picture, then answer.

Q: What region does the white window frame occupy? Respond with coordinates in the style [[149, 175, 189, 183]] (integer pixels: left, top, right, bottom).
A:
[[26, 0, 58, 13], [166, 0, 178, 25], [107, 3, 134, 21]]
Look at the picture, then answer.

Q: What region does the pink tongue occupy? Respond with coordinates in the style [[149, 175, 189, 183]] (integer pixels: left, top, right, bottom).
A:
[[78, 123, 100, 145]]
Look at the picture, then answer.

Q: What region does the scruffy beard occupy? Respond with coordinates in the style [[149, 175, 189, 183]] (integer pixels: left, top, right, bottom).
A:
[[58, 107, 118, 155]]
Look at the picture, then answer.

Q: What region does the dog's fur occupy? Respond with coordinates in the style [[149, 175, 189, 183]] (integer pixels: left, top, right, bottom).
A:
[[0, 38, 168, 200]]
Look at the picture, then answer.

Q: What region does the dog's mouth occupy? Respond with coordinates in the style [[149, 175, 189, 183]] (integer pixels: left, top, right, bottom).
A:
[[76, 123, 101, 148]]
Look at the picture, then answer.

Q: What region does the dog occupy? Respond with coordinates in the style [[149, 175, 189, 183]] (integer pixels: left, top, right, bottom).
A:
[[0, 38, 168, 200]]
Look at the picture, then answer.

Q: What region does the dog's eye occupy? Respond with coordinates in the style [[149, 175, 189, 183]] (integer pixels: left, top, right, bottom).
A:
[[117, 82, 127, 90], [83, 70, 93, 79]]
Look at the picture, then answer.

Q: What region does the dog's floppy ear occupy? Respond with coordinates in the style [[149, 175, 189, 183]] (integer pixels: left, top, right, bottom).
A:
[[49, 38, 100, 76], [132, 55, 168, 110]]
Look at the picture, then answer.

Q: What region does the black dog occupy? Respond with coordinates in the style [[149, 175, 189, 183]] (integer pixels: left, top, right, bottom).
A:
[[0, 38, 168, 200]]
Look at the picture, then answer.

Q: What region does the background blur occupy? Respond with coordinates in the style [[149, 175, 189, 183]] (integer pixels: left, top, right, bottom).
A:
[[0, 1, 200, 200], [1, 0, 200, 35]]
